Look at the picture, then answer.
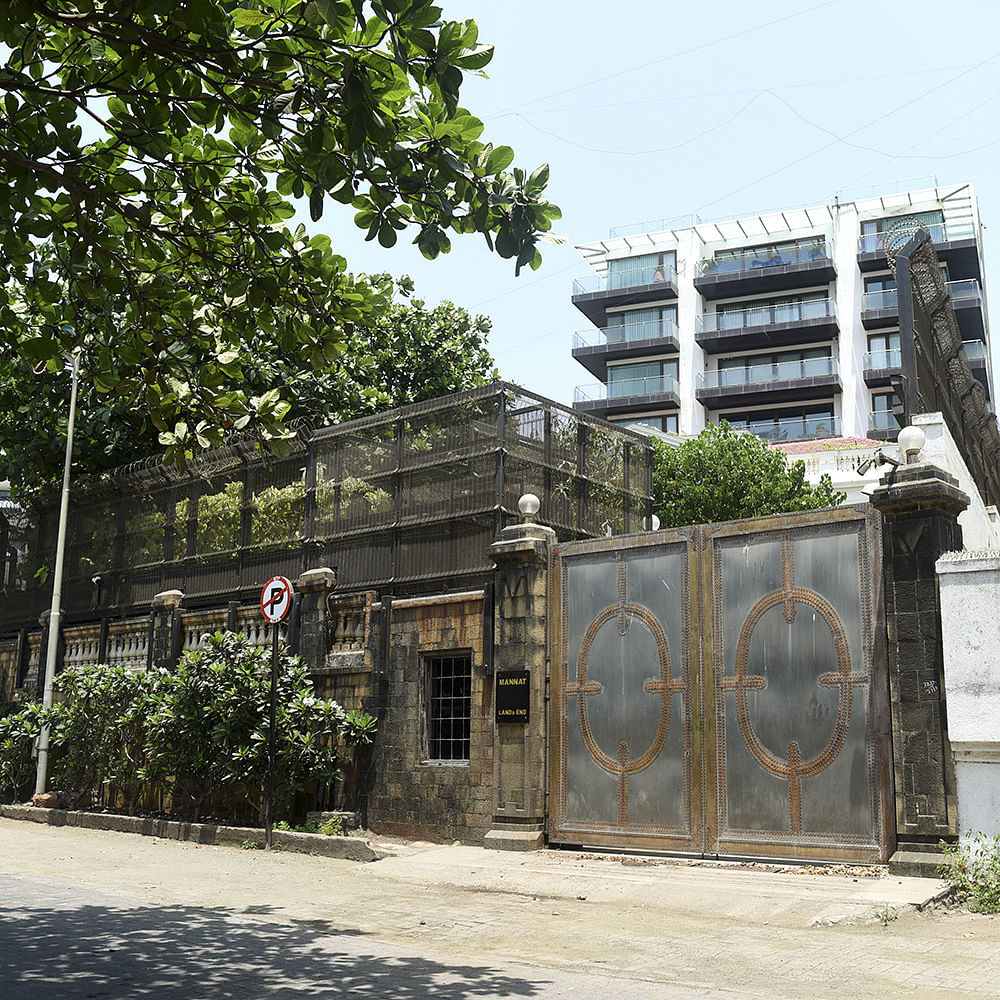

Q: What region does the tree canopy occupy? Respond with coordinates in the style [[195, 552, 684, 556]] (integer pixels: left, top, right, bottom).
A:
[[651, 422, 846, 528], [0, 1, 559, 471], [0, 275, 498, 492]]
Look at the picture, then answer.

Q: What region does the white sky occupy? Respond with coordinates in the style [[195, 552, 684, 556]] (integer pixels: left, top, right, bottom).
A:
[[312, 0, 1000, 407]]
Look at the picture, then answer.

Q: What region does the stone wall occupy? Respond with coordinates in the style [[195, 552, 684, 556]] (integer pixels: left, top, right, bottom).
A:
[[360, 591, 492, 844]]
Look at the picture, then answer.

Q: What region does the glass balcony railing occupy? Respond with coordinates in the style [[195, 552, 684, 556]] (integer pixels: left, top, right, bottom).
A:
[[863, 279, 981, 314], [696, 297, 835, 334], [962, 340, 987, 361], [857, 220, 976, 255], [726, 415, 840, 442], [864, 349, 902, 371], [862, 288, 898, 312], [868, 410, 898, 432], [573, 319, 679, 350], [697, 356, 838, 391], [696, 237, 829, 278], [947, 278, 982, 305], [574, 375, 680, 404], [573, 262, 676, 295]]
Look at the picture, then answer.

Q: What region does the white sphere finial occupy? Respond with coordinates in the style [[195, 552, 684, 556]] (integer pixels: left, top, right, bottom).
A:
[[518, 493, 540, 520], [897, 424, 926, 464]]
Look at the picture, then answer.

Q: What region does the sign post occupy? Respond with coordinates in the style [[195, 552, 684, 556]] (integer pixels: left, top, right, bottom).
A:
[[260, 575, 292, 850]]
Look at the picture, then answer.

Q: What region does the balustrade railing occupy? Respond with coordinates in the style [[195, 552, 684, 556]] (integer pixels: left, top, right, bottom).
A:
[[697, 297, 835, 334], [698, 356, 837, 391]]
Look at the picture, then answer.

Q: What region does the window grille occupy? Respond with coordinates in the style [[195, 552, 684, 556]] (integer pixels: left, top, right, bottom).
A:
[[425, 654, 472, 762]]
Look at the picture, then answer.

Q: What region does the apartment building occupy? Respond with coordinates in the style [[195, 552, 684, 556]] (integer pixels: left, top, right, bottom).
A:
[[571, 182, 992, 444]]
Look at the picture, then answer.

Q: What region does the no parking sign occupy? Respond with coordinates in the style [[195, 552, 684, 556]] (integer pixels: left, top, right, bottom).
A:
[[260, 575, 292, 623]]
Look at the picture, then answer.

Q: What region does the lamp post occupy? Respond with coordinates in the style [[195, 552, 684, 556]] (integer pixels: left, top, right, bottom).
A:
[[34, 351, 80, 798]]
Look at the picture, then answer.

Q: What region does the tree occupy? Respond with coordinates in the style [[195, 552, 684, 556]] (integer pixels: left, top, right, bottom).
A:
[[0, 1, 559, 470], [0, 276, 498, 493], [651, 423, 845, 528]]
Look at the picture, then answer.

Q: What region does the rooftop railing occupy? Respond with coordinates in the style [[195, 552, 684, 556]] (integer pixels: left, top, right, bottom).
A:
[[696, 297, 835, 334], [696, 237, 829, 278], [697, 356, 838, 391], [573, 261, 676, 296], [573, 318, 679, 350], [857, 220, 976, 255], [726, 414, 840, 442], [575, 374, 680, 403]]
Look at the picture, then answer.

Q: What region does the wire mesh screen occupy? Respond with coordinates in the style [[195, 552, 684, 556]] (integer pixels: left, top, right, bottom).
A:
[[0, 383, 652, 630]]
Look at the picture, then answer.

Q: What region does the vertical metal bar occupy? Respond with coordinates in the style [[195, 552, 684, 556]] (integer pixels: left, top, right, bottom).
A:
[[623, 442, 632, 532], [482, 581, 494, 675], [35, 353, 80, 796], [494, 388, 507, 539], [265, 623, 278, 850], [303, 433, 317, 542], [576, 424, 587, 534]]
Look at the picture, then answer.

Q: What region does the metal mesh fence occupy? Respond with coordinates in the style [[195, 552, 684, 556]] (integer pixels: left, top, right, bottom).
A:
[[0, 383, 653, 631]]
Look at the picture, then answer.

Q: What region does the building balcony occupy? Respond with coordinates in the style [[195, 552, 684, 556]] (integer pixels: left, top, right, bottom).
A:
[[868, 409, 900, 442], [725, 414, 842, 443], [572, 320, 680, 379], [860, 279, 985, 339], [693, 237, 836, 300], [695, 297, 838, 353], [862, 348, 901, 387], [573, 375, 681, 417], [962, 340, 991, 401], [571, 263, 678, 327], [860, 288, 899, 328], [857, 221, 980, 280], [696, 357, 840, 409], [948, 278, 986, 342]]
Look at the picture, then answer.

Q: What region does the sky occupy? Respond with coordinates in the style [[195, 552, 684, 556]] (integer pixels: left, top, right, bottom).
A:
[[310, 0, 1000, 409]]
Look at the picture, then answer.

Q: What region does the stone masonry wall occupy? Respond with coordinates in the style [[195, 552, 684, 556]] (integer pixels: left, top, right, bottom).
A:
[[363, 591, 492, 844]]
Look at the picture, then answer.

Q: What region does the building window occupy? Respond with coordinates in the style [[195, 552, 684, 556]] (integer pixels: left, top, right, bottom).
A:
[[715, 292, 828, 330], [425, 654, 472, 762], [605, 305, 677, 344], [864, 275, 897, 294], [607, 359, 678, 398], [606, 251, 676, 290]]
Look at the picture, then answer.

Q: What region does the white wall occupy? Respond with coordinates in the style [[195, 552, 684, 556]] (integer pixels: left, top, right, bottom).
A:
[[937, 552, 1000, 840], [913, 412, 1000, 549]]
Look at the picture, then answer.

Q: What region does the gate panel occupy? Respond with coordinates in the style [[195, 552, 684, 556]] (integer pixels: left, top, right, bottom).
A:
[[706, 510, 890, 861], [551, 530, 699, 851], [550, 506, 892, 862]]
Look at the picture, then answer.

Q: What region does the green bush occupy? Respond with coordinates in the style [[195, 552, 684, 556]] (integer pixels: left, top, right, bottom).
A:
[[0, 635, 377, 825], [0, 701, 43, 804], [938, 833, 1000, 913]]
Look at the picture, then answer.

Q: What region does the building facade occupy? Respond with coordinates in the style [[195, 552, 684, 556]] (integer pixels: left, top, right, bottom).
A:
[[571, 182, 992, 444]]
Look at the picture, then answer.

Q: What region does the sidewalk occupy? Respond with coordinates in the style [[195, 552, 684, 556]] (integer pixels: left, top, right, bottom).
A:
[[1, 817, 997, 999]]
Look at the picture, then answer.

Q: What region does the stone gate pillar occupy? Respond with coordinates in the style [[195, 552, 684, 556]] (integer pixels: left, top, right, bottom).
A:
[[294, 567, 337, 671], [870, 462, 969, 862], [150, 590, 184, 671], [484, 499, 554, 851]]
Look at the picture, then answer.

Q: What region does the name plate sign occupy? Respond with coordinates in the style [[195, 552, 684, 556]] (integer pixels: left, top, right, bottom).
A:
[[495, 670, 530, 724]]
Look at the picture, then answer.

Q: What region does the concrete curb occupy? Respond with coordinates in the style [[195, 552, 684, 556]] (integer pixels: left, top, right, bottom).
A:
[[0, 804, 385, 862]]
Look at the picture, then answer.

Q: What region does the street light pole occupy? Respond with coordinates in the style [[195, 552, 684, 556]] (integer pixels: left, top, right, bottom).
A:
[[34, 352, 80, 798]]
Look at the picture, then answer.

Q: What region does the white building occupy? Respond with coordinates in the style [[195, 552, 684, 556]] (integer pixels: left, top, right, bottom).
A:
[[571, 181, 992, 444]]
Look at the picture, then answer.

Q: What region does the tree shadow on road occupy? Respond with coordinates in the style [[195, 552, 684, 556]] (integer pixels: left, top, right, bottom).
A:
[[0, 898, 546, 999]]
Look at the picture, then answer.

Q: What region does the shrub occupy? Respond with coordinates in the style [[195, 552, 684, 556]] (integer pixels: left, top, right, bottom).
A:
[[0, 701, 43, 803], [938, 833, 1000, 913]]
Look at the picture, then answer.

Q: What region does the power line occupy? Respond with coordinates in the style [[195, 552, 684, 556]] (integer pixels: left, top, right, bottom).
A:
[[489, 0, 840, 116], [689, 49, 1000, 217]]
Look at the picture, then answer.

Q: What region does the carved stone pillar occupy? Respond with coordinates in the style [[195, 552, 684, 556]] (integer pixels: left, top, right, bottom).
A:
[[870, 463, 969, 852], [294, 567, 337, 672], [150, 590, 184, 671], [484, 516, 555, 851]]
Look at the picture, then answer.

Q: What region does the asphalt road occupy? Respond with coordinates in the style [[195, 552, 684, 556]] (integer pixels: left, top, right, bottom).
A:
[[2, 818, 998, 999]]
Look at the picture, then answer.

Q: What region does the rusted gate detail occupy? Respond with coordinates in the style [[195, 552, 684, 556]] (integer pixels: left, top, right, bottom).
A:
[[549, 506, 893, 862]]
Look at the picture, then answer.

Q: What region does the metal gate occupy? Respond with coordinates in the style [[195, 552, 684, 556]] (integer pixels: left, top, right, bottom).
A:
[[549, 506, 893, 862]]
